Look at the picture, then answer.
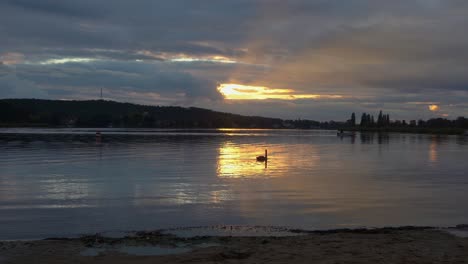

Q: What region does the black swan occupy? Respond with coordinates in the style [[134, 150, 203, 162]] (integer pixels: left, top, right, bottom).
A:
[[256, 149, 268, 162]]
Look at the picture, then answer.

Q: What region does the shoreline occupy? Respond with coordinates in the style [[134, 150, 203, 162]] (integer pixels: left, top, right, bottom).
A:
[[1, 126, 467, 136], [1, 225, 468, 263], [2, 224, 467, 242], [343, 126, 467, 135]]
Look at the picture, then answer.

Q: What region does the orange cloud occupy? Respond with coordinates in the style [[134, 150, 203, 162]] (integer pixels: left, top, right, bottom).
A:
[[217, 83, 343, 100], [428, 104, 439, 111], [0, 52, 24, 65]]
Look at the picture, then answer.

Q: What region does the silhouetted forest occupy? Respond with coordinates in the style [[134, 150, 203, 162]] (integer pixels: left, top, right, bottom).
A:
[[344, 111, 468, 134], [0, 99, 341, 129], [1, 100, 467, 133]]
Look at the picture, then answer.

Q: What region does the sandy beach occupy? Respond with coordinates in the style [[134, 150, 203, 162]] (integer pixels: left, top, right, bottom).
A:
[[1, 226, 468, 264]]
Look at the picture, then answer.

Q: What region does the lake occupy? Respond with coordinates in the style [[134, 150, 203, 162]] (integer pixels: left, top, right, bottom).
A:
[[0, 128, 467, 240]]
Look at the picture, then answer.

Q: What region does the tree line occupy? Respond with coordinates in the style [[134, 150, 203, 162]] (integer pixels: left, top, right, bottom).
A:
[[346, 111, 468, 130], [346, 111, 394, 127], [1, 99, 467, 132], [0, 99, 342, 129]]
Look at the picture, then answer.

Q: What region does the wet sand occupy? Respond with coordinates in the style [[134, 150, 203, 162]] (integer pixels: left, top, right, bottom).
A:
[[1, 226, 468, 264]]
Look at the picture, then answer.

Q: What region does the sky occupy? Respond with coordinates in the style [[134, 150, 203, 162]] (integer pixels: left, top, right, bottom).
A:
[[1, 0, 468, 121]]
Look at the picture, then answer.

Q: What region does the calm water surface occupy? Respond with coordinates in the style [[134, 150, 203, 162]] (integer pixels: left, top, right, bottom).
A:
[[0, 128, 467, 239]]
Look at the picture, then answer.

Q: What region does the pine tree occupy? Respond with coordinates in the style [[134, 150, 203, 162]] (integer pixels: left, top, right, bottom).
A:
[[360, 113, 367, 127], [350, 112, 356, 126], [377, 110, 383, 127]]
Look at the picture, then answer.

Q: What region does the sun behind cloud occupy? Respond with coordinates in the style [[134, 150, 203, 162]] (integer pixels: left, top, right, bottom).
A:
[[217, 83, 342, 100]]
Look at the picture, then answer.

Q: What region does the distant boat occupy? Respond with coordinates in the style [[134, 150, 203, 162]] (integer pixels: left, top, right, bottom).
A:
[[337, 130, 355, 137]]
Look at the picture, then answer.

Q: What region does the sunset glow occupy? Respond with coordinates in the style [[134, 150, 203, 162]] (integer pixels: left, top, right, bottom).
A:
[[217, 83, 343, 100], [428, 104, 439, 111], [38, 57, 98, 65], [170, 56, 237, 64]]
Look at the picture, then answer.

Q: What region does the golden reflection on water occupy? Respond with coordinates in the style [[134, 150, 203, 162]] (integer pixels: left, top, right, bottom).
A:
[[216, 142, 318, 178], [217, 142, 269, 178], [210, 189, 233, 204], [429, 137, 438, 163]]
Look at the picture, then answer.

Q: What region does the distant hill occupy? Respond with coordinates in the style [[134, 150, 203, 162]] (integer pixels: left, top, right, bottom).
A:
[[0, 99, 331, 129], [1, 99, 466, 133]]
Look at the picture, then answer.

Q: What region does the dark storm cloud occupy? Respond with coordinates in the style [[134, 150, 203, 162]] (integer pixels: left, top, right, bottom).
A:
[[0, 76, 46, 98], [13, 61, 222, 100], [0, 0, 255, 55], [1, 0, 468, 119], [4, 0, 101, 18]]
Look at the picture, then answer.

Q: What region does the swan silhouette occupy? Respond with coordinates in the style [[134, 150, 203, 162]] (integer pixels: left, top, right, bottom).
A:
[[256, 149, 268, 162]]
